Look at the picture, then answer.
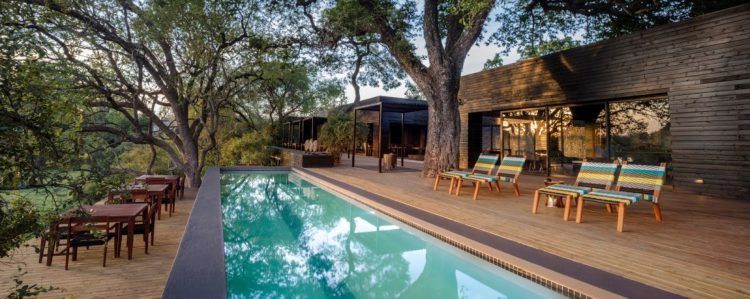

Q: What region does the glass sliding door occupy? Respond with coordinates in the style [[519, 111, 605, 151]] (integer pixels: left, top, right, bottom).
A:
[[471, 96, 671, 178], [500, 109, 548, 173], [548, 103, 607, 176]]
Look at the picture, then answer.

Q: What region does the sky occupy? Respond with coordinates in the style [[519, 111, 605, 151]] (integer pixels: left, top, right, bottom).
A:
[[342, 8, 523, 102]]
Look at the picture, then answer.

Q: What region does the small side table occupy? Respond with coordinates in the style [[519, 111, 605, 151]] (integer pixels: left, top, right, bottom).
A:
[[543, 179, 565, 208]]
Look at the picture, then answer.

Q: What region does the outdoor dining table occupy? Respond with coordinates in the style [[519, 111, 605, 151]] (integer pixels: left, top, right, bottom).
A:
[[60, 203, 148, 260], [136, 174, 179, 201], [126, 183, 169, 220], [135, 174, 179, 186]]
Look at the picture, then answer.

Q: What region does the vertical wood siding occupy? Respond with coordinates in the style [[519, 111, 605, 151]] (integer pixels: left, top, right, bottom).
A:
[[457, 5, 750, 199]]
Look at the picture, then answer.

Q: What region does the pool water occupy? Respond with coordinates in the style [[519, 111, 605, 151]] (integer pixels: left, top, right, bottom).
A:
[[221, 172, 563, 298]]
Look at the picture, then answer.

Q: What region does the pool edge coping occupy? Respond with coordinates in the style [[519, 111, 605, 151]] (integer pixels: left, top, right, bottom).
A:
[[161, 166, 291, 299]]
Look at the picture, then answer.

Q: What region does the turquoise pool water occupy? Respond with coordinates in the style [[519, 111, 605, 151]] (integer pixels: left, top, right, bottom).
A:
[[221, 172, 563, 298]]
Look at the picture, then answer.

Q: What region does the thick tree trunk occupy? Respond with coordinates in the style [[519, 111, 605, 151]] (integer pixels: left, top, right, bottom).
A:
[[421, 74, 461, 177]]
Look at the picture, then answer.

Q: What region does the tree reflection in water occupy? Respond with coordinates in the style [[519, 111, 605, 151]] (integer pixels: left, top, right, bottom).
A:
[[220, 173, 560, 299]]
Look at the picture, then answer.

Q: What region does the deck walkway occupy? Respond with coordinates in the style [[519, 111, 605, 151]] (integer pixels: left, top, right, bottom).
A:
[[311, 155, 750, 298], [0, 189, 196, 298]]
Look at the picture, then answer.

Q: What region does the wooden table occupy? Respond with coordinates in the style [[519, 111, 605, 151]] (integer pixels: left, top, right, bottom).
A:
[[126, 184, 169, 219], [136, 174, 179, 185], [61, 204, 148, 260]]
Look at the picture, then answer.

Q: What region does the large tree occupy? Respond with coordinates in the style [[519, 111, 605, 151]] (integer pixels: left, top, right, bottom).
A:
[[303, 0, 497, 176], [2, 0, 274, 186]]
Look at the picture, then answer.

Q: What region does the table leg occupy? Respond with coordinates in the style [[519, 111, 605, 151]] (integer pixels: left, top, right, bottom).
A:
[[45, 237, 55, 266], [144, 207, 149, 255], [127, 217, 134, 260], [156, 193, 163, 220]]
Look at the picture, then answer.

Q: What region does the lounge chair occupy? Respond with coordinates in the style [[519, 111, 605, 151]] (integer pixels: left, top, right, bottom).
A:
[[433, 154, 499, 194], [455, 156, 526, 200], [576, 163, 667, 232], [532, 161, 618, 221]]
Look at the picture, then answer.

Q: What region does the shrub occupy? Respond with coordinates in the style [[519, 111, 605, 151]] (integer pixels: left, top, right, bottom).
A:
[[318, 110, 367, 163], [221, 130, 273, 166]]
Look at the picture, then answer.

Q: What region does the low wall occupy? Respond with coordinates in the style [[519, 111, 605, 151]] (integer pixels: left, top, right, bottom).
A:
[[269, 146, 334, 168]]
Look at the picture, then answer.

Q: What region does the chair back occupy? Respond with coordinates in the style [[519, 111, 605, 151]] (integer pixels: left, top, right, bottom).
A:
[[616, 163, 667, 203], [472, 154, 500, 174], [495, 156, 526, 180], [575, 161, 618, 189]]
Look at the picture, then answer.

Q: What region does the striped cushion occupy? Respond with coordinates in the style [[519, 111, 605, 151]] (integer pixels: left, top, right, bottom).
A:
[[473, 154, 500, 173], [537, 184, 591, 197], [496, 156, 525, 178], [464, 173, 498, 182], [440, 170, 471, 178], [617, 164, 666, 192], [643, 194, 656, 202], [583, 189, 642, 206], [577, 162, 618, 187]]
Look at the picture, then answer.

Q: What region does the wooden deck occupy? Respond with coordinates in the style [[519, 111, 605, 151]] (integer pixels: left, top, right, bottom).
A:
[[313, 156, 750, 298], [0, 189, 196, 298]]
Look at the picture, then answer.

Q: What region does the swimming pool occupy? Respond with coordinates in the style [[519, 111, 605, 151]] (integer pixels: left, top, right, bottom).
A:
[[221, 171, 563, 298]]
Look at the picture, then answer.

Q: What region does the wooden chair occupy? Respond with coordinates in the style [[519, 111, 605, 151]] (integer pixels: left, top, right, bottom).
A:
[[532, 161, 619, 221], [149, 178, 176, 216], [119, 196, 158, 254], [65, 217, 119, 270], [38, 219, 75, 266], [455, 156, 526, 200], [433, 154, 499, 194], [177, 174, 186, 200], [576, 162, 667, 232]]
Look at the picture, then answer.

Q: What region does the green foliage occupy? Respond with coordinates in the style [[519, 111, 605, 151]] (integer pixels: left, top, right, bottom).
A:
[[489, 0, 745, 59], [118, 145, 174, 175], [519, 36, 581, 58], [483, 53, 504, 70], [317, 110, 368, 163], [6, 267, 59, 299], [220, 130, 274, 166], [0, 198, 40, 259]]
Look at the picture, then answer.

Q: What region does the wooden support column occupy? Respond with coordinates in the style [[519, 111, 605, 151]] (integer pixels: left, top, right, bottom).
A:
[[378, 103, 383, 173], [401, 112, 405, 166], [352, 110, 357, 167]]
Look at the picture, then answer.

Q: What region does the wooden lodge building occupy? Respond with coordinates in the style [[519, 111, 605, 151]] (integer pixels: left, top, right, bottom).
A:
[[457, 4, 750, 199]]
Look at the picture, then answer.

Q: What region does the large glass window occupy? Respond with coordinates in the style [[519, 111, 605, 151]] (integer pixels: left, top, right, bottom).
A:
[[501, 109, 548, 173], [476, 97, 669, 177], [609, 99, 670, 164], [549, 104, 607, 176]]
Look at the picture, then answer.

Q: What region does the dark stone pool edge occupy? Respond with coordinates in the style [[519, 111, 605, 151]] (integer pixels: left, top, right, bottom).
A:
[[162, 166, 291, 299], [297, 168, 685, 299]]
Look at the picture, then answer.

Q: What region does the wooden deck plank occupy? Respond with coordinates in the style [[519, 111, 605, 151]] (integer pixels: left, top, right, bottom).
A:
[[0, 189, 197, 299], [316, 156, 750, 298]]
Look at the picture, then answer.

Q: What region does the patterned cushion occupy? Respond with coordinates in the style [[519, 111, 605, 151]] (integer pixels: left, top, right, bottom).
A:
[[583, 189, 642, 206], [537, 184, 591, 197], [496, 156, 525, 178], [464, 173, 498, 182], [643, 194, 656, 202], [473, 154, 500, 173], [576, 162, 618, 187], [440, 170, 472, 178], [617, 164, 666, 191]]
